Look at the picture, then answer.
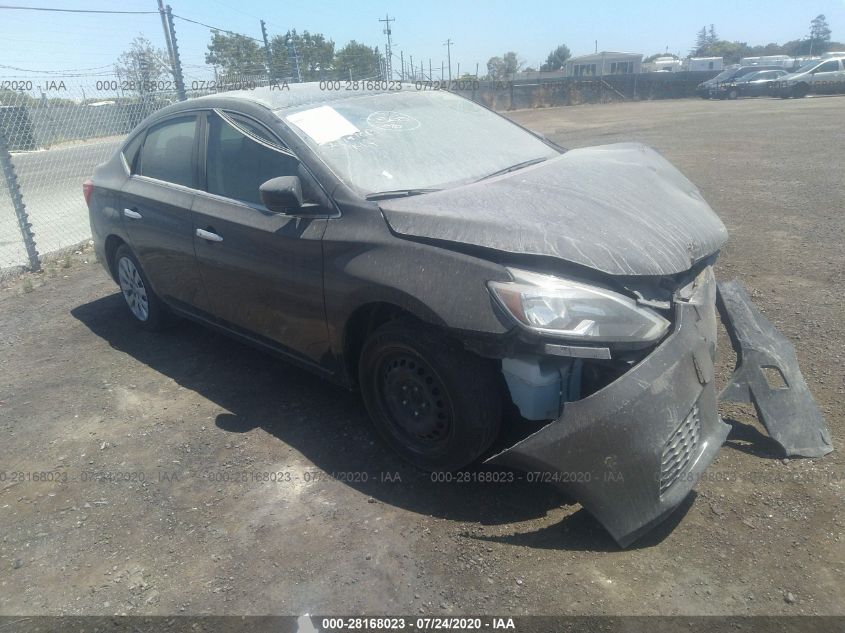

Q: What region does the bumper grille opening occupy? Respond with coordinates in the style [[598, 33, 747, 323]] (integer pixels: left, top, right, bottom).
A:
[[659, 404, 701, 495]]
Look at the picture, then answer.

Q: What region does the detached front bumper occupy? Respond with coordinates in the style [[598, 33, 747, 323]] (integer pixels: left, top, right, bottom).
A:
[[488, 268, 831, 547]]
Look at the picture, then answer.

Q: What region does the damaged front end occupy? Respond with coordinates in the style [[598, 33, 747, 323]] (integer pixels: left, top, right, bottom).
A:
[[487, 267, 832, 547]]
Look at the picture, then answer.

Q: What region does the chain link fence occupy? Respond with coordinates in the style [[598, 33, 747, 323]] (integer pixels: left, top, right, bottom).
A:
[[0, 69, 717, 277], [0, 75, 256, 275]]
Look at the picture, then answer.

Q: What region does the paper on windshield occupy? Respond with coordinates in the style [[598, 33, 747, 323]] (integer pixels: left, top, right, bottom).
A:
[[286, 106, 359, 145]]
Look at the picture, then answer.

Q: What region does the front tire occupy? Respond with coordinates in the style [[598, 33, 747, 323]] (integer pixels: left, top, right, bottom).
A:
[[792, 84, 808, 98], [113, 244, 172, 331], [359, 318, 502, 472]]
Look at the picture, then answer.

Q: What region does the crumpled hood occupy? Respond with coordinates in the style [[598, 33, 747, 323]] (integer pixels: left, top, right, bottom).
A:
[[379, 143, 728, 276]]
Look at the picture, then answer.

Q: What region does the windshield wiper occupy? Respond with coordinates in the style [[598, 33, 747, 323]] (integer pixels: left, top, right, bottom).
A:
[[365, 188, 441, 201], [476, 157, 549, 182]]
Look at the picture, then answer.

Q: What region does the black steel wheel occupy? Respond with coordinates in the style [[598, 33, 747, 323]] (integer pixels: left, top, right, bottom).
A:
[[359, 318, 502, 472], [377, 349, 455, 452]]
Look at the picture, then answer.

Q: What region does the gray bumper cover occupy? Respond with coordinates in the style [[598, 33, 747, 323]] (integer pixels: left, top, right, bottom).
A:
[[487, 270, 831, 547], [717, 279, 832, 458]]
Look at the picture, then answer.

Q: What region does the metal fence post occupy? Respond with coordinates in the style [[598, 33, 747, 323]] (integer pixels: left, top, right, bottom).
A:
[[0, 129, 40, 271]]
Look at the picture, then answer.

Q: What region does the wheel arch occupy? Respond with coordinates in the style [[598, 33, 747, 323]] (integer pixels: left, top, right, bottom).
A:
[[341, 299, 438, 389], [104, 234, 127, 282]]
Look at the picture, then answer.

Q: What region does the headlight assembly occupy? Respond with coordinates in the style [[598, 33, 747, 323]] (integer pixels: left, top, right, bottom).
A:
[[488, 268, 671, 344]]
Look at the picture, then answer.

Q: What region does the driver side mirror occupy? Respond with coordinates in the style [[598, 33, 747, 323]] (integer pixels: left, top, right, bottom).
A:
[[260, 176, 303, 213]]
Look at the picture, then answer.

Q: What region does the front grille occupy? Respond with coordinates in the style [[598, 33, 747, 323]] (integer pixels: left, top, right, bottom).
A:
[[659, 404, 701, 495]]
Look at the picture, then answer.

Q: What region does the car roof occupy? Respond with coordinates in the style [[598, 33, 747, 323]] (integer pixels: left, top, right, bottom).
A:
[[189, 82, 409, 112], [146, 82, 414, 123]]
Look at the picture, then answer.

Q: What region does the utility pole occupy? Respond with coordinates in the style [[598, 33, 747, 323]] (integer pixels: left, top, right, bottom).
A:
[[400, 50, 404, 81], [429, 59, 432, 81], [288, 36, 302, 82], [164, 4, 187, 100], [456, 62, 460, 78], [379, 13, 395, 80], [409, 54, 414, 80], [444, 38, 453, 81], [157, 0, 176, 76], [260, 19, 273, 82]]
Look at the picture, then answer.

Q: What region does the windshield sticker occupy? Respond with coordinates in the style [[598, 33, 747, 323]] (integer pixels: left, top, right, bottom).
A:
[[286, 106, 360, 145], [366, 111, 421, 131]]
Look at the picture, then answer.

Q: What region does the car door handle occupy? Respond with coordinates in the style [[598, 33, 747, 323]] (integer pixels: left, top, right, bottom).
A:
[[196, 228, 223, 242], [123, 208, 142, 219]]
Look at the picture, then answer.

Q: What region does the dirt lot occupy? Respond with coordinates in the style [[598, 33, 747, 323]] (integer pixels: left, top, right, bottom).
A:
[[1, 97, 843, 616]]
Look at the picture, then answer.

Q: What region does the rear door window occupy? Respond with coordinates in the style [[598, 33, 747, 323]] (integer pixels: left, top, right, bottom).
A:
[[137, 116, 198, 188]]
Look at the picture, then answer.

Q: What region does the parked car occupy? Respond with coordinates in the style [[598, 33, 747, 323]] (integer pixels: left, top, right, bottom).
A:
[[85, 84, 831, 547], [713, 69, 790, 99], [697, 65, 789, 98], [777, 55, 845, 98]]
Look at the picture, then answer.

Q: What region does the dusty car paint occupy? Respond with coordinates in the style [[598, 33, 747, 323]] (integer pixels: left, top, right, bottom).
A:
[[87, 85, 831, 547], [380, 144, 728, 276]]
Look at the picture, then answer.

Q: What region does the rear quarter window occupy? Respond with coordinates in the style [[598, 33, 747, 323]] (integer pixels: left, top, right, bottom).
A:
[[122, 132, 144, 172], [137, 116, 197, 188]]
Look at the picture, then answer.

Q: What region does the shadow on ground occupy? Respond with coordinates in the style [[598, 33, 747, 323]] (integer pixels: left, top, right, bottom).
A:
[[73, 292, 703, 552], [722, 418, 784, 459]]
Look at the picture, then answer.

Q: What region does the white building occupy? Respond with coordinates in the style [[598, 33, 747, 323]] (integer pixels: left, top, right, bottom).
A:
[[686, 57, 724, 71], [643, 56, 683, 72], [739, 55, 795, 68], [564, 52, 643, 77]]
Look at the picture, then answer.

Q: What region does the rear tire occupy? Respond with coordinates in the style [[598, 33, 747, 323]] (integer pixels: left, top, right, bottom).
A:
[[359, 318, 502, 472], [113, 244, 172, 331]]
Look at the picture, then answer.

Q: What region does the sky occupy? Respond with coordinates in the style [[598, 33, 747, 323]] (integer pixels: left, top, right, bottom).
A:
[[1, 0, 845, 84]]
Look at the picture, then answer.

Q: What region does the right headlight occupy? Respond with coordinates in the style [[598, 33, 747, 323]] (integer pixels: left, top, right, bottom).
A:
[[488, 268, 671, 344]]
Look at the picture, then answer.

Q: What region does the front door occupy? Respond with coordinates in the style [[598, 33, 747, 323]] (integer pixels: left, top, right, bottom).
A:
[[810, 59, 842, 93], [191, 110, 331, 367]]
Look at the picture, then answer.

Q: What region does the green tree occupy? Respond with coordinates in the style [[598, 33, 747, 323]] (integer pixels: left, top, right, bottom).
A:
[[486, 52, 523, 79], [540, 44, 571, 71], [269, 30, 335, 81], [334, 40, 381, 80], [486, 56, 503, 79], [114, 36, 169, 96], [644, 52, 678, 63], [691, 26, 707, 55], [707, 40, 751, 65], [809, 14, 832, 54], [707, 24, 718, 46], [205, 31, 266, 79]]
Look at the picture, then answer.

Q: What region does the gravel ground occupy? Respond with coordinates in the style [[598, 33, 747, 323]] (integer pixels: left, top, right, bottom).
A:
[[0, 96, 843, 616]]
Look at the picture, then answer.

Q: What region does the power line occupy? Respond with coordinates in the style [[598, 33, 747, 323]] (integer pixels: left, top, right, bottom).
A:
[[171, 13, 263, 43], [0, 4, 157, 14], [0, 63, 114, 73]]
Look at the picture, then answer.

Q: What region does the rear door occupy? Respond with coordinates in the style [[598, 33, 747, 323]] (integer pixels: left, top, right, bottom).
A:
[[191, 110, 331, 367], [121, 113, 212, 314]]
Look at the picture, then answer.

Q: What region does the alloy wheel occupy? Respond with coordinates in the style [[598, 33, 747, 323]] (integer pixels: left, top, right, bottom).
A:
[[117, 256, 149, 322]]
